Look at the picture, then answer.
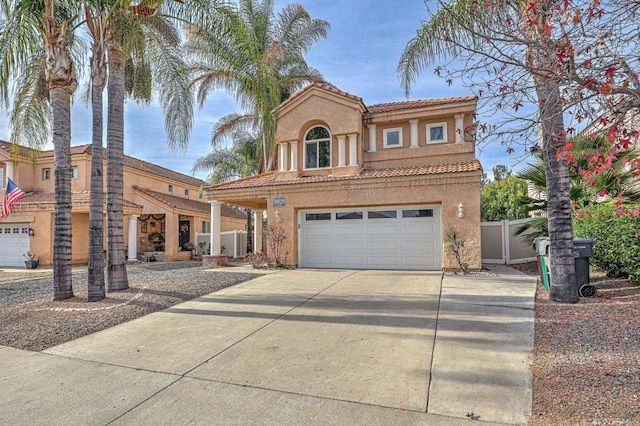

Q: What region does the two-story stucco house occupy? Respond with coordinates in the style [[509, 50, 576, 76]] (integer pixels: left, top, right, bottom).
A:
[[0, 142, 246, 267], [203, 82, 483, 270]]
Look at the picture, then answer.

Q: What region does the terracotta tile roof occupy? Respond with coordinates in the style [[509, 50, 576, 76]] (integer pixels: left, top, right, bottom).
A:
[[366, 96, 477, 115], [15, 191, 142, 209], [0, 140, 41, 159], [0, 140, 205, 188], [133, 186, 246, 220], [207, 160, 482, 191], [279, 81, 364, 111]]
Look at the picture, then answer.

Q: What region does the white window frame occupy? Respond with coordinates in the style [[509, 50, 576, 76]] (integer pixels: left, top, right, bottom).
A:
[[43, 168, 51, 180], [71, 166, 78, 179], [168, 184, 174, 193], [427, 122, 448, 144], [303, 126, 332, 170], [383, 127, 403, 148], [184, 188, 190, 196]]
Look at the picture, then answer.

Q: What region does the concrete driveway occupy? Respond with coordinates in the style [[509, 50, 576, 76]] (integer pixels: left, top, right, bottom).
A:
[[1, 268, 535, 425]]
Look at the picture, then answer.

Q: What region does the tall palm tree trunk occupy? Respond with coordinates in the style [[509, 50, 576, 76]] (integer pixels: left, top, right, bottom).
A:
[[88, 31, 107, 301], [106, 40, 128, 291], [44, 1, 75, 301]]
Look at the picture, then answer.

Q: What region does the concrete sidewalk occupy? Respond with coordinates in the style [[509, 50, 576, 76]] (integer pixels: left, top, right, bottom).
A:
[[0, 267, 536, 425]]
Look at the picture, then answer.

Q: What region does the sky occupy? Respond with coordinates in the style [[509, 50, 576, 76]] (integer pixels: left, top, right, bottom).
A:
[[0, 0, 518, 181]]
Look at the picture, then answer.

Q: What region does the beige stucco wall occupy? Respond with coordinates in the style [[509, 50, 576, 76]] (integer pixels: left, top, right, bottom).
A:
[[212, 172, 482, 270]]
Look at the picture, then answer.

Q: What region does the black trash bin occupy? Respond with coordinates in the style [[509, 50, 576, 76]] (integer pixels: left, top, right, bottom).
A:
[[573, 238, 597, 297]]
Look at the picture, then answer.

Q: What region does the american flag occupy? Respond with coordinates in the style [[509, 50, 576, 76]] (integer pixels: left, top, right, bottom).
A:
[[1, 178, 26, 218]]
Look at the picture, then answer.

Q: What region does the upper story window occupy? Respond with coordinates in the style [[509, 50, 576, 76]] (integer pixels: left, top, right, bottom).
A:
[[383, 128, 403, 148], [427, 122, 448, 144], [71, 166, 78, 179], [304, 126, 331, 170], [42, 168, 51, 180], [168, 184, 174, 193], [184, 188, 190, 197]]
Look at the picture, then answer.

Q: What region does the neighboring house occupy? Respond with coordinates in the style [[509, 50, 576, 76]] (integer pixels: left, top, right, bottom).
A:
[[0, 141, 246, 267], [203, 82, 482, 271]]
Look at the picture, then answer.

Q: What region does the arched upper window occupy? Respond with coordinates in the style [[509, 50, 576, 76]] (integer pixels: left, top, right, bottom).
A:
[[304, 126, 331, 170]]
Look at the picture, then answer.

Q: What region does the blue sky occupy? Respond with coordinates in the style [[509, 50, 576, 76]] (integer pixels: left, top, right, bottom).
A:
[[0, 0, 517, 181]]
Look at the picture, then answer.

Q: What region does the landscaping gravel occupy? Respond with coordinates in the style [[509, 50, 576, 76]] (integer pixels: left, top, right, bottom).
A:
[[523, 263, 640, 426], [0, 261, 259, 351]]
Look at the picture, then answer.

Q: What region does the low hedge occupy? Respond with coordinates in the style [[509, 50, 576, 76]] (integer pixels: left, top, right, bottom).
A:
[[573, 204, 640, 285]]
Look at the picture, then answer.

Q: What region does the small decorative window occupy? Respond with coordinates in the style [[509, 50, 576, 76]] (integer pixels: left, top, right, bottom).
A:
[[43, 168, 51, 180], [71, 166, 78, 179], [427, 123, 447, 144], [184, 189, 190, 196], [305, 213, 331, 221], [202, 221, 211, 233], [304, 126, 331, 169], [383, 128, 403, 148], [168, 184, 174, 193], [368, 210, 397, 219], [336, 211, 363, 220], [402, 209, 434, 218]]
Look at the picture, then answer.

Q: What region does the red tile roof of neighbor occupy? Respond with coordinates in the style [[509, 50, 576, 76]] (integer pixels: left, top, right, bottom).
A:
[[207, 160, 482, 191], [0, 141, 205, 188], [281, 82, 476, 115], [133, 186, 247, 220], [15, 191, 142, 209]]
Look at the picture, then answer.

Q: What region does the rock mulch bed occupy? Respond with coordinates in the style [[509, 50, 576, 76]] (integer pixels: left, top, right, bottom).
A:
[[0, 262, 259, 351], [525, 262, 640, 425]]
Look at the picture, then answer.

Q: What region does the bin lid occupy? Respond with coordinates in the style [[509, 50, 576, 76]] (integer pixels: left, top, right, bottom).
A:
[[574, 238, 597, 245]]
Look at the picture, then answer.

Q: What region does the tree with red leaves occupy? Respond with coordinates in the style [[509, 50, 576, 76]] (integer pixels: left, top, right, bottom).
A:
[[399, 0, 639, 303]]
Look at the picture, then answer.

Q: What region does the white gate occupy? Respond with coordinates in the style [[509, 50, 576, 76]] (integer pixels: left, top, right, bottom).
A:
[[481, 218, 536, 264]]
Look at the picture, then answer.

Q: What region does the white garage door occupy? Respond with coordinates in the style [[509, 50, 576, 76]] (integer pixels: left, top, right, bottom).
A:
[[299, 205, 442, 270], [0, 224, 31, 267]]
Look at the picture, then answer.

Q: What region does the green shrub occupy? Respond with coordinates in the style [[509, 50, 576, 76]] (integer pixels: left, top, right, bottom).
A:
[[573, 204, 640, 285]]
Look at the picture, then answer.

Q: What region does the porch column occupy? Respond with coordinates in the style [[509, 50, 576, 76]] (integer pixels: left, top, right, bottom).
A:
[[367, 124, 377, 152], [337, 135, 346, 167], [290, 142, 298, 171], [254, 209, 264, 252], [127, 215, 139, 261], [348, 134, 358, 166], [5, 161, 13, 183], [279, 143, 288, 172], [455, 113, 465, 143], [410, 119, 419, 148], [210, 200, 222, 256]]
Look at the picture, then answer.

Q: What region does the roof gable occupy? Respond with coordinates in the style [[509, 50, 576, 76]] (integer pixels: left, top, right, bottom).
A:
[[279, 82, 366, 117]]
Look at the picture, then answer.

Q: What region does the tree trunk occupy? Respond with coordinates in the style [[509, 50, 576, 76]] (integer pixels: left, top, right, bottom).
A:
[[51, 87, 74, 301], [44, 1, 76, 301], [106, 41, 129, 291], [88, 37, 107, 302], [528, 28, 578, 303]]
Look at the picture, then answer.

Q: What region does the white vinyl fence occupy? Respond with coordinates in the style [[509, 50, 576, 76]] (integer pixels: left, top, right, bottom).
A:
[[481, 218, 537, 264], [195, 231, 248, 258]]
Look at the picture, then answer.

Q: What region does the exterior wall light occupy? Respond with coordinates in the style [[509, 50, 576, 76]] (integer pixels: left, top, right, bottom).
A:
[[275, 210, 282, 223], [28, 227, 35, 237], [458, 202, 464, 218]]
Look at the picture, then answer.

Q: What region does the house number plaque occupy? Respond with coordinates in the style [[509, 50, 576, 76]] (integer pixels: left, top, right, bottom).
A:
[[272, 197, 286, 207]]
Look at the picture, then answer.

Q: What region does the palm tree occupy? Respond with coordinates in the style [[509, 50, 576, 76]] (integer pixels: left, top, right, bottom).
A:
[[515, 136, 640, 244], [186, 0, 329, 173], [84, 1, 107, 301], [103, 1, 197, 291], [192, 112, 260, 252], [398, 0, 579, 302], [1, 0, 79, 300]]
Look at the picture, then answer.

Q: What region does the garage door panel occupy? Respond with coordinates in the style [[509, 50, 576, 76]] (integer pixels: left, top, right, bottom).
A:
[[0, 224, 30, 267], [300, 206, 441, 270]]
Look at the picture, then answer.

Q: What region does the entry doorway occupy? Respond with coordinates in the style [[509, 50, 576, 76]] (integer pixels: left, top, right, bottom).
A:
[[179, 220, 190, 250]]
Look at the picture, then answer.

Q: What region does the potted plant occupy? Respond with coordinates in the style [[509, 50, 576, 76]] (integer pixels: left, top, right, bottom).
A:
[[148, 232, 165, 251], [23, 252, 39, 269]]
